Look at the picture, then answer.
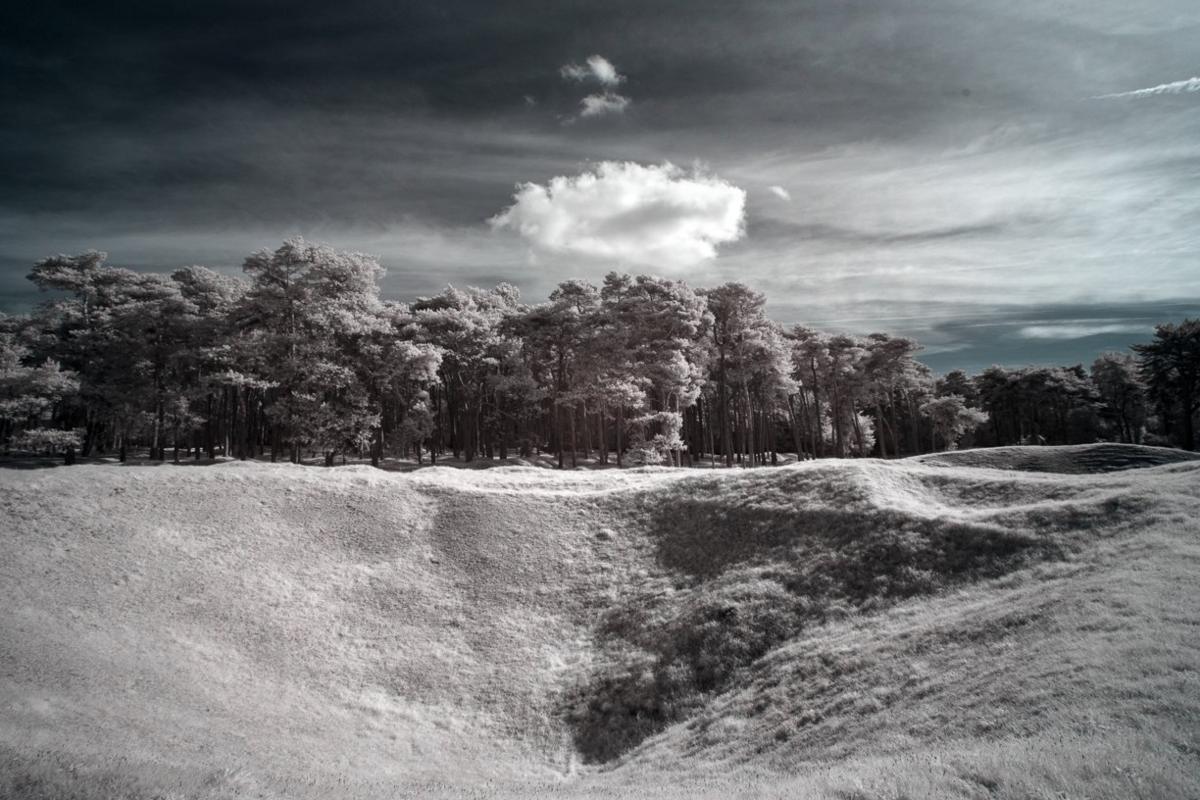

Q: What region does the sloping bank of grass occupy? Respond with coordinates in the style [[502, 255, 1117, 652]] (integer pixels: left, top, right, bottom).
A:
[[566, 460, 1176, 762], [1, 448, 1197, 799]]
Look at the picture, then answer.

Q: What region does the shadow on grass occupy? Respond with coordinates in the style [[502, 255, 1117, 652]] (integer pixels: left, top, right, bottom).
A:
[[0, 454, 232, 470]]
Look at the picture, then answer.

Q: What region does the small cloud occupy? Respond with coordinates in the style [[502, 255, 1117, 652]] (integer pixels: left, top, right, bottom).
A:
[[560, 63, 589, 82], [579, 92, 630, 118], [489, 161, 747, 270], [560, 54, 630, 121], [1018, 323, 1150, 339], [586, 55, 623, 87], [560, 54, 624, 87], [1093, 76, 1200, 99], [768, 185, 792, 202]]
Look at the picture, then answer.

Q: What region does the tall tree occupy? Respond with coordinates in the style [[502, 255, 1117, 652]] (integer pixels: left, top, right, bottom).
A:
[[602, 274, 709, 466], [1091, 352, 1147, 444], [1133, 319, 1200, 451], [865, 333, 923, 457], [920, 395, 988, 451], [239, 238, 388, 464], [0, 314, 81, 461], [975, 365, 1098, 447], [171, 266, 249, 460], [410, 284, 520, 462], [702, 283, 778, 466], [510, 280, 600, 467]]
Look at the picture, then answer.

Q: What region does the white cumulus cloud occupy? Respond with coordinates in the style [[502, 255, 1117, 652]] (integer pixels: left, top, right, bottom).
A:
[[489, 161, 747, 269], [560, 54, 624, 87], [768, 185, 792, 201], [579, 92, 630, 117]]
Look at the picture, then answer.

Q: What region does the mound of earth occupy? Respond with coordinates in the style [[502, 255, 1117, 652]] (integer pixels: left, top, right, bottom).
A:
[[1, 452, 1198, 799], [916, 442, 1200, 473]]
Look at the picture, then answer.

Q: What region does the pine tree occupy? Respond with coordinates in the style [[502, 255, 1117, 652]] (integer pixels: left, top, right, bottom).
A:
[[0, 314, 81, 461], [602, 274, 709, 466], [1134, 320, 1200, 451], [1091, 353, 1147, 444], [409, 284, 520, 462], [920, 395, 988, 451]]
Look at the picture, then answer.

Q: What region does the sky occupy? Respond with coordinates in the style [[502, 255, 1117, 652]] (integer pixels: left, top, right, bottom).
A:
[[1, 0, 1198, 373]]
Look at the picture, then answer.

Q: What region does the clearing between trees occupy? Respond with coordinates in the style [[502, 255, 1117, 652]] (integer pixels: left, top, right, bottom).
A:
[[1, 443, 1198, 799]]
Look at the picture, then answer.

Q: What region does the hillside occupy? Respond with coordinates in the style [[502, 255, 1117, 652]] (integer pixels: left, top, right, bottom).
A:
[[1, 445, 1198, 799]]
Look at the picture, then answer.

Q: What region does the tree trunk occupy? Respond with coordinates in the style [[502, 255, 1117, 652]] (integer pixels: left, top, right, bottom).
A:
[[152, 399, 162, 461], [875, 403, 887, 458], [569, 404, 578, 468], [707, 399, 716, 467], [616, 405, 624, 468], [597, 408, 606, 465], [888, 395, 901, 456], [786, 395, 803, 459], [82, 409, 95, 456], [557, 403, 565, 469], [1182, 390, 1196, 451], [719, 353, 733, 467]]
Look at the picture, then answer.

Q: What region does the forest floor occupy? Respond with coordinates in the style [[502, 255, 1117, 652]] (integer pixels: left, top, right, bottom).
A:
[[1, 444, 1198, 799]]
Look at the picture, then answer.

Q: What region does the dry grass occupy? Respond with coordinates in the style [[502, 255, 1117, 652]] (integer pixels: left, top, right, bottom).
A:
[[0, 446, 1197, 798]]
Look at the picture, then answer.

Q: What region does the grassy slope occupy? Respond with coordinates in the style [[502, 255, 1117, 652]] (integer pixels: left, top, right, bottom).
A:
[[0, 445, 1197, 798], [605, 460, 1200, 799], [915, 441, 1199, 473]]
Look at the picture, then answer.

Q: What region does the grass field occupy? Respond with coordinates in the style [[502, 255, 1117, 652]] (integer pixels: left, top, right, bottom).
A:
[[1, 444, 1197, 798]]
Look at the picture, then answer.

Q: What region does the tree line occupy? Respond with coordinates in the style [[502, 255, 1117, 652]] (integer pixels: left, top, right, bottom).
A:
[[2, 239, 1197, 466]]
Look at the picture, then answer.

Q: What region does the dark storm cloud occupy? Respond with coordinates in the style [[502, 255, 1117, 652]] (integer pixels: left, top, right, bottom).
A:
[[2, 0, 1198, 370]]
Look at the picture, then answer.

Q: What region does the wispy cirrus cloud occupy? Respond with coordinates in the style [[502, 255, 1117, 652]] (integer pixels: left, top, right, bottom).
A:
[[1018, 323, 1152, 339], [489, 161, 745, 269], [1093, 76, 1200, 99]]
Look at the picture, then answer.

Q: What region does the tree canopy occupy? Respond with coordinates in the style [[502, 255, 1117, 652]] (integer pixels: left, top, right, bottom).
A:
[[4, 239, 1196, 464]]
